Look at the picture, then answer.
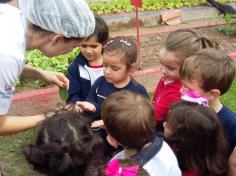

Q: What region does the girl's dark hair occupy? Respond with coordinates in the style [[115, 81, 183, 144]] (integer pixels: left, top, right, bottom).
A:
[[23, 111, 103, 176], [103, 36, 137, 68], [165, 101, 230, 176], [91, 15, 109, 45]]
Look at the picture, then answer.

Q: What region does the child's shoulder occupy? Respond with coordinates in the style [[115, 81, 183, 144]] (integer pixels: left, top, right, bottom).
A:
[[142, 139, 181, 176], [73, 53, 88, 65], [130, 79, 146, 88], [129, 79, 148, 96], [93, 76, 108, 86], [218, 106, 236, 119]]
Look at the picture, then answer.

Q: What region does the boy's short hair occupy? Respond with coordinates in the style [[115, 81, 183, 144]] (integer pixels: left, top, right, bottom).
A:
[[101, 90, 156, 150], [180, 48, 236, 95]]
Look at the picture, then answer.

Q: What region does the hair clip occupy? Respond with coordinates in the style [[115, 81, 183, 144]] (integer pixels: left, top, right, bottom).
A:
[[181, 89, 209, 106], [104, 39, 114, 48], [120, 39, 131, 47], [106, 159, 139, 176]]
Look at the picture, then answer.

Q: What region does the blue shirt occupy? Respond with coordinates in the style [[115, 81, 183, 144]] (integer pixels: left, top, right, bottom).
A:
[[218, 106, 236, 149], [86, 76, 149, 119], [67, 53, 103, 103]]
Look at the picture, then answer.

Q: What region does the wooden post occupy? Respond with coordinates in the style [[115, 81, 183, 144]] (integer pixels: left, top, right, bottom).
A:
[[130, 0, 142, 69]]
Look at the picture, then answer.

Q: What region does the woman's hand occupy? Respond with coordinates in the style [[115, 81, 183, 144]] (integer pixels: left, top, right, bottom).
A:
[[40, 70, 69, 89], [21, 65, 69, 89]]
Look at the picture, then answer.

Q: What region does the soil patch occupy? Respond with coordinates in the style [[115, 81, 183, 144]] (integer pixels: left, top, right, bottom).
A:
[[140, 26, 236, 69]]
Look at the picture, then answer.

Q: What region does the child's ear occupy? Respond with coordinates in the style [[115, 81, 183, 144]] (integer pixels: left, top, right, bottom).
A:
[[207, 89, 221, 101], [107, 135, 119, 148], [128, 63, 137, 73]]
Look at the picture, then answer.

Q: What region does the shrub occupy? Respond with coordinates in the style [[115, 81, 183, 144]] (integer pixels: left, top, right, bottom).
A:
[[89, 0, 236, 15]]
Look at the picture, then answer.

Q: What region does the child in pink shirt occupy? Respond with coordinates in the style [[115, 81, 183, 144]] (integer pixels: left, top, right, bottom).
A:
[[153, 29, 218, 130]]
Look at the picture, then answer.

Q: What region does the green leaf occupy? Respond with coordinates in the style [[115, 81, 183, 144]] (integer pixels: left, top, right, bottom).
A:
[[59, 88, 69, 102]]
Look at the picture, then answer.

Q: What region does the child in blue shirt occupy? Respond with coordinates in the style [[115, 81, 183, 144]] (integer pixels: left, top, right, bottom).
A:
[[75, 36, 148, 127], [180, 48, 236, 150], [67, 15, 109, 104], [75, 36, 148, 157]]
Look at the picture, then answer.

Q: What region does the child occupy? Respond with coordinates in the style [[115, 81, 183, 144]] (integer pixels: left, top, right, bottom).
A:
[[105, 159, 150, 176], [76, 36, 148, 125], [102, 90, 181, 176], [23, 110, 103, 176], [76, 36, 148, 157], [163, 100, 230, 176], [152, 29, 218, 130], [180, 48, 236, 149], [67, 15, 109, 104]]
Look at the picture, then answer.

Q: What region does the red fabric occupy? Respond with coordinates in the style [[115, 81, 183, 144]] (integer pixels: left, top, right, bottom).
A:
[[152, 77, 182, 122], [90, 65, 103, 68], [182, 170, 199, 176], [130, 0, 142, 7]]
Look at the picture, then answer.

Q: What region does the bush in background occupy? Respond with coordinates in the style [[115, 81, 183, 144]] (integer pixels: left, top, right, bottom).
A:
[[16, 48, 80, 89], [89, 0, 236, 15]]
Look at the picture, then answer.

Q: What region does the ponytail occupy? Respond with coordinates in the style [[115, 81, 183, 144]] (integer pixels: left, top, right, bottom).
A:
[[195, 37, 219, 49]]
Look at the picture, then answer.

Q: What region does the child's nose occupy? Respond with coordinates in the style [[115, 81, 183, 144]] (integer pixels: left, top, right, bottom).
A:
[[161, 65, 167, 74], [85, 47, 92, 53], [104, 67, 111, 75]]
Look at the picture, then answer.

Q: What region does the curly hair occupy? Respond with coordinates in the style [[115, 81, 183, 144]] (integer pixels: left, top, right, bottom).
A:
[[23, 110, 103, 176]]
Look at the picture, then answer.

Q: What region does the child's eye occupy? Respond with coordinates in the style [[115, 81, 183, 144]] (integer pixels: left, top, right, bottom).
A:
[[91, 45, 98, 48], [81, 44, 87, 48], [111, 67, 119, 71], [168, 67, 176, 71]]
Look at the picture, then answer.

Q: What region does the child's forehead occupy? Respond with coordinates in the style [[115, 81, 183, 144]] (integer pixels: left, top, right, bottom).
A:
[[83, 35, 99, 43], [159, 48, 181, 65], [103, 51, 125, 59]]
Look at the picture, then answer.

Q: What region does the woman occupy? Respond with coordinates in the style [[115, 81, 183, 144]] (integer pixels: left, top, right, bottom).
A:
[[0, 0, 95, 135]]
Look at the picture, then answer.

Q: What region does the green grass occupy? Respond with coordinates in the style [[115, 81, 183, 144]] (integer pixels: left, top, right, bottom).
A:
[[0, 79, 235, 175], [0, 130, 37, 176], [221, 78, 236, 113]]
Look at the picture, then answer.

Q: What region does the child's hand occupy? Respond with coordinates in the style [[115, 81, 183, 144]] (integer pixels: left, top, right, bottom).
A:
[[65, 103, 75, 111], [91, 120, 104, 128], [75, 101, 96, 112]]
